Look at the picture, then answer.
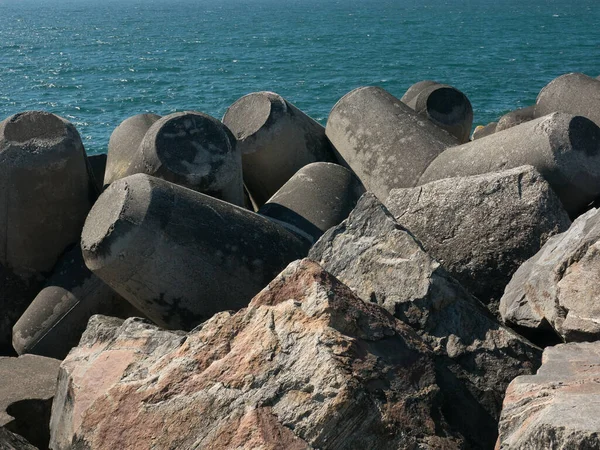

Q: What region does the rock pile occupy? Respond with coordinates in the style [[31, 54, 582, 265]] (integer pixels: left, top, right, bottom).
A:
[[1, 72, 600, 449]]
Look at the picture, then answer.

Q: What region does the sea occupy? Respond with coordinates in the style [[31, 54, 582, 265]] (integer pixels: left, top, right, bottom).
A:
[[0, 0, 599, 155]]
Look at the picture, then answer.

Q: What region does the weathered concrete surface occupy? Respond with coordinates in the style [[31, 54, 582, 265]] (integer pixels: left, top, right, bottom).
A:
[[535, 72, 600, 127], [497, 342, 600, 449], [258, 162, 365, 244], [223, 91, 336, 207], [309, 194, 542, 448], [401, 80, 473, 143], [496, 105, 535, 132], [419, 112, 600, 217], [120, 111, 244, 206], [471, 121, 497, 140], [500, 207, 600, 342], [13, 244, 143, 360], [104, 113, 161, 187], [0, 355, 61, 449], [0, 111, 94, 354], [50, 261, 464, 450], [386, 166, 571, 308], [325, 86, 458, 201], [81, 174, 309, 331], [0, 428, 38, 450]]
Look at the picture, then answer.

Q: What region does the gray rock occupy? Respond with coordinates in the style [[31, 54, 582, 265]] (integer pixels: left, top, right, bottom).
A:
[[497, 342, 600, 449], [13, 244, 144, 360], [325, 86, 458, 201], [104, 113, 161, 187], [0, 355, 61, 449], [500, 207, 600, 342], [471, 121, 497, 140], [419, 112, 600, 217], [223, 91, 336, 207], [496, 105, 535, 132], [0, 428, 38, 450], [535, 72, 600, 127], [401, 80, 473, 143], [0, 111, 94, 354], [258, 162, 365, 244], [81, 174, 309, 331], [50, 262, 464, 449], [309, 193, 542, 448], [120, 111, 245, 206], [386, 166, 571, 307]]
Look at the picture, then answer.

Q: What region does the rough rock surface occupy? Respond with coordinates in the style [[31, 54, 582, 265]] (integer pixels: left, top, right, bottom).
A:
[[497, 342, 600, 449], [309, 194, 542, 447], [385, 166, 571, 307], [0, 428, 38, 450], [50, 260, 464, 450], [0, 355, 61, 449], [500, 207, 600, 342]]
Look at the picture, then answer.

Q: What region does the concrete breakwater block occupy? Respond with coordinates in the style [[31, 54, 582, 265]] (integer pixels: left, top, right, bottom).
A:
[[326, 86, 458, 202], [0, 111, 94, 354], [223, 91, 336, 207], [81, 173, 310, 331], [258, 162, 365, 244], [104, 113, 161, 187], [0, 354, 61, 449], [471, 121, 497, 140], [419, 112, 600, 217], [117, 111, 245, 206], [401, 80, 473, 143], [535, 72, 600, 127], [13, 244, 143, 360], [496, 105, 535, 132]]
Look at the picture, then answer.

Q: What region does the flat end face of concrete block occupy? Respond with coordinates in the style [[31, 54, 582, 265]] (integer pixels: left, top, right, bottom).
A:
[[2, 111, 66, 145], [425, 87, 472, 125], [223, 91, 284, 142]]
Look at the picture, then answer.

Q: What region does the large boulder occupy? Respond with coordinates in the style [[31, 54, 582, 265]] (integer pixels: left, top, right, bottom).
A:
[[497, 342, 600, 449], [500, 207, 600, 343], [50, 260, 464, 449], [0, 355, 61, 449], [309, 194, 542, 447], [385, 166, 571, 308]]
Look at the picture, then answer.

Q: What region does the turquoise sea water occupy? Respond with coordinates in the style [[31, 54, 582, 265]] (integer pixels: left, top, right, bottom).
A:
[[0, 0, 599, 155]]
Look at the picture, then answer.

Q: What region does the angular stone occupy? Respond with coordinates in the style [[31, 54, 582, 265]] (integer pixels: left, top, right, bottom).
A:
[[472, 121, 497, 140], [258, 162, 365, 244], [419, 112, 600, 217], [496, 105, 535, 132], [0, 111, 94, 354], [535, 72, 600, 127], [223, 92, 336, 207], [0, 355, 61, 449], [104, 113, 161, 187], [401, 80, 473, 143], [50, 261, 464, 449], [13, 244, 143, 360], [0, 428, 38, 450], [386, 166, 571, 307], [497, 342, 600, 449], [326, 86, 458, 201], [81, 174, 309, 331], [119, 111, 244, 206], [500, 207, 600, 342], [309, 194, 542, 447]]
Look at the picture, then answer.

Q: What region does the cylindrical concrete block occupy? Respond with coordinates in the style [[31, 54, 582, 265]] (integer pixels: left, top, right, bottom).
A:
[[326, 86, 458, 201], [12, 244, 143, 360], [81, 174, 310, 330], [258, 162, 365, 244], [419, 112, 600, 217], [120, 111, 244, 206], [535, 73, 600, 127], [104, 113, 161, 187], [496, 105, 535, 132], [401, 81, 473, 143], [472, 122, 498, 140], [222, 91, 336, 207]]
